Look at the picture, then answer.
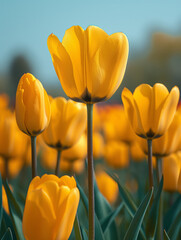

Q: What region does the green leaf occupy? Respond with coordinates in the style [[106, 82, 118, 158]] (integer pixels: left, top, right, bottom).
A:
[[164, 195, 181, 231], [123, 188, 153, 240], [1, 228, 13, 240], [3, 180, 24, 240], [106, 171, 137, 216], [2, 209, 16, 239], [74, 215, 82, 240], [80, 227, 88, 240], [164, 230, 170, 240], [94, 177, 118, 240], [0, 174, 3, 228], [145, 177, 163, 238], [77, 181, 88, 215], [107, 171, 146, 240], [168, 209, 181, 240], [101, 202, 124, 234]]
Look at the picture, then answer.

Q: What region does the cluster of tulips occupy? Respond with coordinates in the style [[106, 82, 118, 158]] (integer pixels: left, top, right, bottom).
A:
[[0, 25, 181, 240]]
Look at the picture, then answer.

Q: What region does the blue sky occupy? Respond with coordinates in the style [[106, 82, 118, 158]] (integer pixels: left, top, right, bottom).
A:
[[1, 0, 181, 86]]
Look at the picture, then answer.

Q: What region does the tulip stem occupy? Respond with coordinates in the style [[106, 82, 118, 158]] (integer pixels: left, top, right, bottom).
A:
[[147, 139, 154, 190], [31, 136, 37, 179], [87, 103, 94, 240], [55, 150, 61, 176], [156, 157, 163, 240]]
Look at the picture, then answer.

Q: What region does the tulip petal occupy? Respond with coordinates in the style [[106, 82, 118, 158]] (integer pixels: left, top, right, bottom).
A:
[[23, 189, 56, 240], [55, 188, 80, 240], [133, 84, 153, 135], [58, 175, 77, 189], [91, 33, 129, 100], [47, 34, 79, 99], [156, 86, 179, 136], [62, 26, 86, 96], [122, 88, 144, 137]]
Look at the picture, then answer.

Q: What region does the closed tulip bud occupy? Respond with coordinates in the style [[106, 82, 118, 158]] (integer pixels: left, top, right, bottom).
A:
[[122, 83, 180, 139], [96, 170, 118, 204], [15, 73, 51, 136], [130, 141, 146, 162], [23, 174, 80, 240], [42, 97, 87, 149], [0, 110, 26, 159], [104, 141, 129, 168], [48, 26, 129, 103]]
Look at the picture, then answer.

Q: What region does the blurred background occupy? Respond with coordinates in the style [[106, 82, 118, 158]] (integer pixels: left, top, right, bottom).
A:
[[1, 0, 181, 105]]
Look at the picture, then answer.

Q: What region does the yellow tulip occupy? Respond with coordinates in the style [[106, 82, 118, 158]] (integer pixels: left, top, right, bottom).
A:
[[104, 141, 129, 168], [0, 157, 24, 179], [60, 158, 85, 175], [23, 174, 80, 240], [0, 94, 9, 110], [0, 110, 26, 159], [163, 153, 181, 191], [102, 104, 136, 144], [122, 83, 179, 139], [130, 141, 146, 162], [137, 111, 181, 157], [48, 26, 129, 103], [93, 132, 104, 159], [42, 97, 86, 149], [62, 134, 87, 161], [2, 185, 12, 214], [15, 73, 51, 136], [96, 170, 118, 204]]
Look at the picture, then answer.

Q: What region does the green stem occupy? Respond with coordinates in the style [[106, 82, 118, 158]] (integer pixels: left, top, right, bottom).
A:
[[55, 149, 61, 176], [87, 103, 94, 240], [156, 157, 163, 240], [31, 136, 37, 179], [147, 139, 154, 190]]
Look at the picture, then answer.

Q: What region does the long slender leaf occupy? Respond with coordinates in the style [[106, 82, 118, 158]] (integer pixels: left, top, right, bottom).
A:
[[145, 177, 163, 238], [107, 171, 137, 216], [80, 227, 88, 240], [164, 230, 170, 240], [101, 202, 124, 234], [2, 209, 16, 239], [164, 195, 181, 230], [3, 180, 24, 240], [107, 171, 146, 240], [1, 228, 13, 240], [168, 210, 181, 240], [123, 188, 153, 240], [74, 215, 82, 240]]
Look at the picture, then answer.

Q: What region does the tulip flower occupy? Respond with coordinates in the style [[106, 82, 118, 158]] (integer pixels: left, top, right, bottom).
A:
[[23, 174, 80, 240], [163, 153, 181, 191], [48, 26, 129, 239], [137, 111, 181, 157], [122, 83, 179, 139], [48, 26, 128, 103], [15, 73, 51, 178], [0, 157, 24, 179], [93, 132, 104, 159], [96, 170, 118, 204], [122, 83, 179, 189], [42, 97, 86, 176], [2, 186, 10, 214], [15, 73, 51, 136], [104, 141, 129, 169]]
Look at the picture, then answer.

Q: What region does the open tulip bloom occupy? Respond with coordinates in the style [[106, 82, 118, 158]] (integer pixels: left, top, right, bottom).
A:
[[122, 83, 180, 190], [47, 25, 129, 240]]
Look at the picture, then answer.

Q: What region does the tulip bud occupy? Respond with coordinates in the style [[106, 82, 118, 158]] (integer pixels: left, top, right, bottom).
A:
[[23, 174, 80, 240], [15, 73, 51, 136], [42, 97, 87, 149]]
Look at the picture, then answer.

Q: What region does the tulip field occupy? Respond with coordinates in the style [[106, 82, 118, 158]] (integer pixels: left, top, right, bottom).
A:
[[0, 25, 181, 240]]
